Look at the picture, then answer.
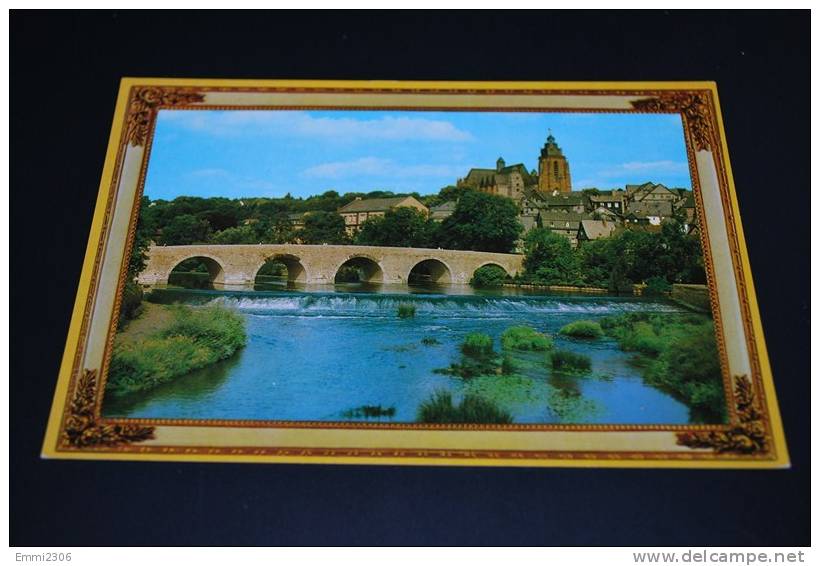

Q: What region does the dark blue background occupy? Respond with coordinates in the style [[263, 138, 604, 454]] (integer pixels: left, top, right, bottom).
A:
[[10, 10, 810, 546]]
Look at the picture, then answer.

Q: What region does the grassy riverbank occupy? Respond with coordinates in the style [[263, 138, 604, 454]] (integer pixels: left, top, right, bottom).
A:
[[107, 303, 246, 397], [599, 311, 726, 422]]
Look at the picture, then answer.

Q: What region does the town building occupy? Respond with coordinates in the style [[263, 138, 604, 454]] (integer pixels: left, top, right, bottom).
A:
[[625, 182, 682, 207], [536, 211, 589, 247], [577, 219, 618, 243], [287, 212, 309, 230], [337, 195, 428, 235], [588, 189, 626, 212], [626, 200, 674, 225], [429, 200, 457, 222]]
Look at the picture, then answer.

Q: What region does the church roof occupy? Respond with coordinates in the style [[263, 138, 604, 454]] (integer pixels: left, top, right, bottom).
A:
[[462, 163, 535, 186]]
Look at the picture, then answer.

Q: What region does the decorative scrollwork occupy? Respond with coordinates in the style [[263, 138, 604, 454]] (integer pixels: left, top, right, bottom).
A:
[[126, 87, 205, 146], [63, 369, 155, 447], [631, 92, 714, 151], [676, 375, 767, 454]]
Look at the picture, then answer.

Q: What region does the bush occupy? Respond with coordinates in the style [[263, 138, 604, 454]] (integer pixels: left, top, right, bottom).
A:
[[118, 279, 144, 328], [644, 276, 672, 297], [644, 322, 726, 421], [107, 305, 246, 396], [435, 333, 499, 378], [397, 303, 416, 318], [470, 265, 508, 288], [501, 326, 553, 351], [417, 391, 513, 424], [598, 311, 727, 423], [550, 349, 592, 372], [558, 320, 603, 339], [620, 322, 665, 356], [461, 333, 494, 357], [342, 405, 396, 419]]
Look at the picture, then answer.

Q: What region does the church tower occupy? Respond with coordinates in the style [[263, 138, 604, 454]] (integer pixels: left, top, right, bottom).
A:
[[538, 132, 572, 193]]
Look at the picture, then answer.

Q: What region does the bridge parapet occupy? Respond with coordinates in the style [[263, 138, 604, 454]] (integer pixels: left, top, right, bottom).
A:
[[137, 244, 524, 286]]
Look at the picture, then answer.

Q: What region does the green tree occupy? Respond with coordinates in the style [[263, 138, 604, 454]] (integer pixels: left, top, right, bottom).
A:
[[522, 228, 582, 285], [355, 207, 437, 248], [577, 238, 613, 288], [128, 196, 154, 277], [298, 211, 348, 244], [157, 214, 212, 245], [437, 190, 522, 253], [198, 199, 241, 232], [210, 225, 258, 244], [257, 213, 297, 244]]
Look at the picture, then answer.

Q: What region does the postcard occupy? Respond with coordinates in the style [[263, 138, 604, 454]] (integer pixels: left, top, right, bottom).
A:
[[41, 79, 787, 467]]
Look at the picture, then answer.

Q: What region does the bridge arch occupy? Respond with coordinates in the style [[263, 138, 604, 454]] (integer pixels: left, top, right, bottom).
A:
[[253, 254, 308, 283], [476, 261, 509, 276], [408, 258, 452, 285], [168, 255, 226, 288], [334, 254, 384, 283]]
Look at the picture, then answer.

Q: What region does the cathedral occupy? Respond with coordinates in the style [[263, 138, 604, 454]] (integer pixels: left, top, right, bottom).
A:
[[456, 131, 572, 200]]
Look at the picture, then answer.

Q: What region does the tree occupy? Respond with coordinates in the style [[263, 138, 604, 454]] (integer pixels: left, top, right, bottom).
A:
[[198, 199, 241, 232], [436, 190, 522, 253], [157, 214, 212, 245], [210, 225, 258, 244], [128, 196, 154, 278], [355, 207, 437, 248], [258, 213, 297, 244], [522, 228, 582, 285], [298, 211, 348, 244]]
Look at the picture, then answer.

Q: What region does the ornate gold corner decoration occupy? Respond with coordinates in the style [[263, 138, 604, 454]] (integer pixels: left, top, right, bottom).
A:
[[63, 369, 155, 447], [676, 375, 767, 454], [126, 87, 205, 147], [631, 92, 715, 151]]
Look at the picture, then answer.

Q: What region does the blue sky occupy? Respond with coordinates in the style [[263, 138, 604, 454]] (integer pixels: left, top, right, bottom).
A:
[[143, 109, 691, 200]]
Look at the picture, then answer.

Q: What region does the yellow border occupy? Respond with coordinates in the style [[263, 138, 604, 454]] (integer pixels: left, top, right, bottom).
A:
[[41, 79, 788, 468]]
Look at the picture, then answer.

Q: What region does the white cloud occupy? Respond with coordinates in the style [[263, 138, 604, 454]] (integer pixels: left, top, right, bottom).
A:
[[302, 157, 464, 180], [158, 110, 473, 142], [597, 160, 688, 178]]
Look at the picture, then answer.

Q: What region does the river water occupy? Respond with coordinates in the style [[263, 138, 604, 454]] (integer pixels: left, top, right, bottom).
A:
[[103, 285, 694, 424]]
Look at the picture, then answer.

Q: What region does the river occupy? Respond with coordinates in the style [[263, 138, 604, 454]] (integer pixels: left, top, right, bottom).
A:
[[103, 285, 694, 424]]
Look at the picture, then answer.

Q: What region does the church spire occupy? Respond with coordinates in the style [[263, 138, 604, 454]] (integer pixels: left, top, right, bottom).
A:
[[538, 130, 572, 193]]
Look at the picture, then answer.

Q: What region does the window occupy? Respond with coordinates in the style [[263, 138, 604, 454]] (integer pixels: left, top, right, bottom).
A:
[[553, 162, 559, 179]]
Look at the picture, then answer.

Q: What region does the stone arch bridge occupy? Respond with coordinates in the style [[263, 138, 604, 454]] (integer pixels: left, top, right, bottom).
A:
[[137, 244, 524, 286]]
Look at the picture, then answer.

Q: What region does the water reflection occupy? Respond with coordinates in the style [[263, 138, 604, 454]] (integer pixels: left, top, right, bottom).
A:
[[103, 352, 241, 416]]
